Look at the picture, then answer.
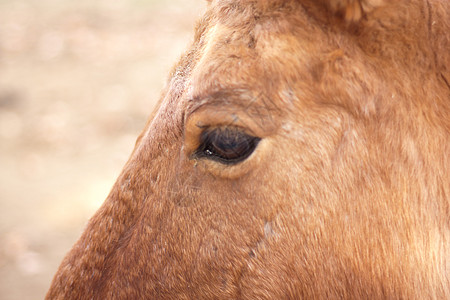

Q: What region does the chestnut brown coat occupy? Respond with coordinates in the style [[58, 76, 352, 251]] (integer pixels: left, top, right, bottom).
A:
[[47, 0, 450, 299]]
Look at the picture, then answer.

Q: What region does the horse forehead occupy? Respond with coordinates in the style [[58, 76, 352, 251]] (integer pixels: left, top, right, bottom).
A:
[[188, 20, 317, 103]]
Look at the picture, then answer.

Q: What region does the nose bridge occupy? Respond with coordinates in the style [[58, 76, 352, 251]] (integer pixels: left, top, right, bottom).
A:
[[133, 80, 186, 159], [116, 88, 186, 223], [66, 91, 189, 295]]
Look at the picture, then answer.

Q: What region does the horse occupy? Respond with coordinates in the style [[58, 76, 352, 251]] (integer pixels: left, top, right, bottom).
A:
[[47, 0, 450, 298]]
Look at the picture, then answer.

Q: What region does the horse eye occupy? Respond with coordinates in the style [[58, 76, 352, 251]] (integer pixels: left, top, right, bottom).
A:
[[194, 127, 261, 165]]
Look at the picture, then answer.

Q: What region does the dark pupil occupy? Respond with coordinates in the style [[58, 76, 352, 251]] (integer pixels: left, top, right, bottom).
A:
[[196, 127, 260, 164]]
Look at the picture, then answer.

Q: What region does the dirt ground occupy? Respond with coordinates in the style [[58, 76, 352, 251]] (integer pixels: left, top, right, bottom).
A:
[[0, 1, 204, 299]]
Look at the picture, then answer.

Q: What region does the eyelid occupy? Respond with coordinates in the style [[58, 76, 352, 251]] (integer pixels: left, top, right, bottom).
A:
[[186, 106, 275, 137]]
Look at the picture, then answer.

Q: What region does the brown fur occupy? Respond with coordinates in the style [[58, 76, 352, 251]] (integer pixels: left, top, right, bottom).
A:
[[47, 0, 450, 299]]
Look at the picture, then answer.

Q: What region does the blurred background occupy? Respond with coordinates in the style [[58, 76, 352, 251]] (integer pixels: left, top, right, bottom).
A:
[[0, 0, 204, 299]]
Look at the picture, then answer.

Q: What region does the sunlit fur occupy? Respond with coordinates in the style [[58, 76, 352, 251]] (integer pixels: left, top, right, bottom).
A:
[[47, 0, 449, 299]]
